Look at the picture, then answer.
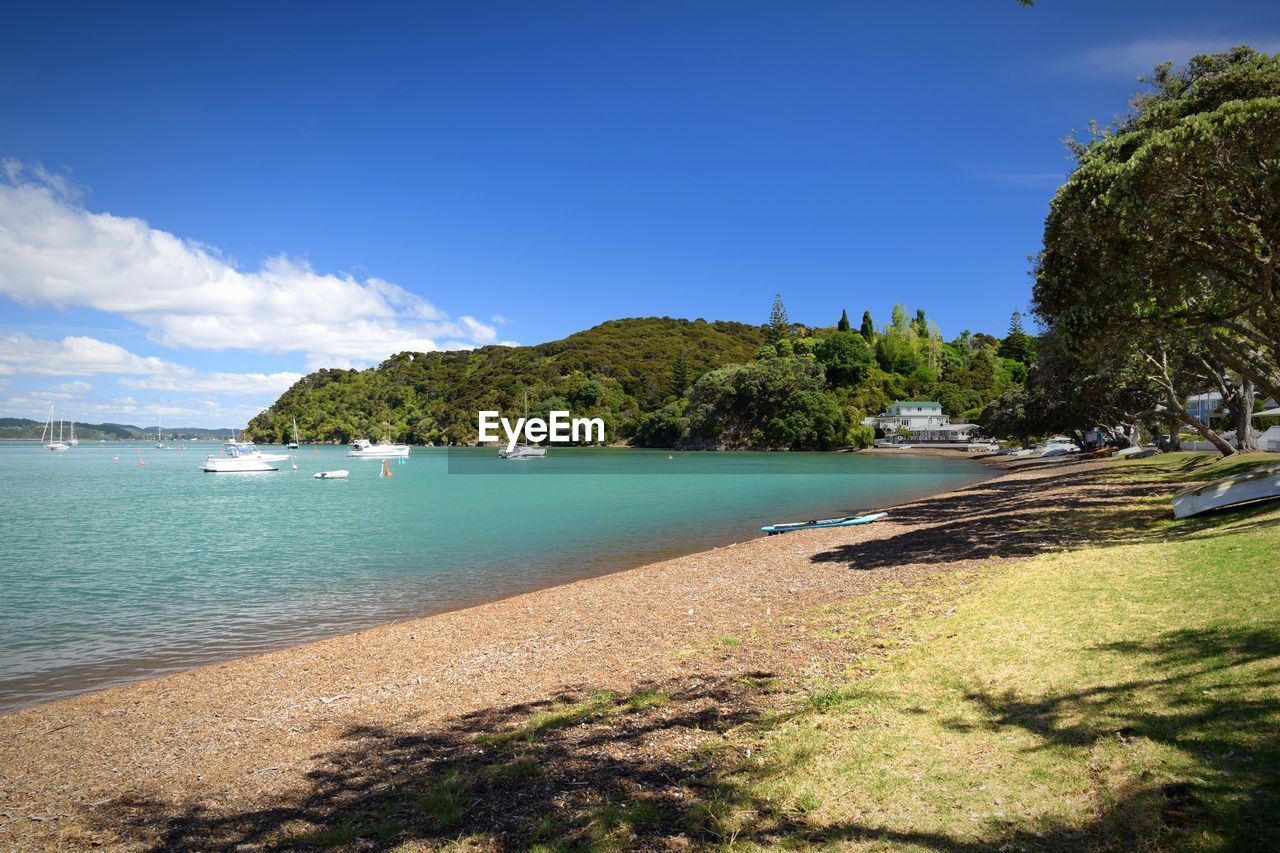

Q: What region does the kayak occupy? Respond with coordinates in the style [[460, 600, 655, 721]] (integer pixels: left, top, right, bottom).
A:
[[762, 511, 887, 535], [313, 470, 350, 480]]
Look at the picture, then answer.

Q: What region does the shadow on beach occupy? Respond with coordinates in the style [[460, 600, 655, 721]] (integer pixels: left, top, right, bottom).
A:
[[94, 627, 1280, 849], [810, 457, 1280, 572]]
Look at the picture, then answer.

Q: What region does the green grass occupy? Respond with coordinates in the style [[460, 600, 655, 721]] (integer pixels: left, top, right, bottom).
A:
[[710, 452, 1280, 850]]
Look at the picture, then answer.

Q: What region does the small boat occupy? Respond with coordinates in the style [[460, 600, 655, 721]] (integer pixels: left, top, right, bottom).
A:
[[1114, 446, 1160, 459], [202, 440, 289, 472], [499, 444, 547, 459], [499, 390, 547, 459], [347, 437, 410, 458], [68, 420, 78, 446], [288, 417, 300, 450], [155, 415, 165, 449], [1172, 464, 1280, 519], [762, 511, 888, 535], [313, 469, 349, 480]]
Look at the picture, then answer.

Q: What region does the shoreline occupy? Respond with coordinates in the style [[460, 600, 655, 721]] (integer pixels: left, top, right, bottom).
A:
[[0, 449, 998, 715], [0, 453, 1054, 847]]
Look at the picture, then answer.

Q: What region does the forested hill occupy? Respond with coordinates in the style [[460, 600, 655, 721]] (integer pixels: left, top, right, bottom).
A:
[[0, 419, 234, 441], [247, 317, 768, 446], [247, 308, 1032, 450]]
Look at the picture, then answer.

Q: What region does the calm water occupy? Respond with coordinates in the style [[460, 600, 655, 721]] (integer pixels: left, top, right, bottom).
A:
[[0, 442, 989, 710]]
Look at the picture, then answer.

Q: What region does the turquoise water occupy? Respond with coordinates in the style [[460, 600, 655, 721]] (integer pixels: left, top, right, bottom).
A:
[[0, 442, 989, 710]]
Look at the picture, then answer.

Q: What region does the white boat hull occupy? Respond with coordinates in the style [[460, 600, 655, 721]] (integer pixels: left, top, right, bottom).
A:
[[498, 445, 547, 459], [314, 470, 349, 479], [203, 458, 279, 472], [1171, 464, 1280, 519], [347, 446, 410, 458]]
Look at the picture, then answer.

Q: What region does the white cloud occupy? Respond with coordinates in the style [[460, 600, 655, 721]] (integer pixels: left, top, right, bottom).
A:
[[119, 370, 301, 395], [0, 331, 171, 376], [0, 163, 515, 369], [1054, 37, 1280, 79]]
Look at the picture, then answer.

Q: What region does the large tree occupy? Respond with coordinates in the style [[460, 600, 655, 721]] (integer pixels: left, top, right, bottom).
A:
[[1034, 47, 1280, 414]]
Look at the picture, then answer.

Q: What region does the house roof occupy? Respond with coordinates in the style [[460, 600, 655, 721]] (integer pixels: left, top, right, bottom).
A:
[[910, 423, 975, 432], [892, 401, 941, 407]]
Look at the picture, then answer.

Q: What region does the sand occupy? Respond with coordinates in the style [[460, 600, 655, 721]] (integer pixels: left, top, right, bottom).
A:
[[0, 454, 1133, 849]]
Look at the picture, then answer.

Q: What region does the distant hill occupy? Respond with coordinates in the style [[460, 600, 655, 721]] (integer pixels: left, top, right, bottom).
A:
[[247, 317, 768, 445], [0, 418, 238, 441]]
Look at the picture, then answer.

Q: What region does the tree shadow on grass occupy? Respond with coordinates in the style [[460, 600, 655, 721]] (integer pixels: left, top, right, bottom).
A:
[[956, 625, 1280, 850], [811, 461, 1280, 572]]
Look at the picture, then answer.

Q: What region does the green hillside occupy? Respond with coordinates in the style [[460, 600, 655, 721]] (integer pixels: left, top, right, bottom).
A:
[[247, 317, 767, 446], [0, 419, 234, 441], [247, 308, 1029, 450]]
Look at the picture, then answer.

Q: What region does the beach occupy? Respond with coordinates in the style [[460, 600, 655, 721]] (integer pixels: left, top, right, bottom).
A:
[[0, 454, 1146, 848]]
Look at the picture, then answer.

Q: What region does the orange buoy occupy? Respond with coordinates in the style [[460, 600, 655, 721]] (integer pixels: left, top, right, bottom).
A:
[[139, 460, 146, 466]]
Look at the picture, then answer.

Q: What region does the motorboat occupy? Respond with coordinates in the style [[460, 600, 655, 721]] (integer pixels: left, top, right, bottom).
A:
[[314, 469, 349, 479], [498, 444, 547, 459], [202, 440, 289, 472], [347, 438, 410, 458], [1172, 464, 1280, 519], [762, 511, 888, 535]]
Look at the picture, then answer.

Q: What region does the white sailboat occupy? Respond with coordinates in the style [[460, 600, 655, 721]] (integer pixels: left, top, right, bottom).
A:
[[155, 416, 165, 449], [498, 391, 547, 459], [68, 419, 78, 446], [41, 405, 70, 451], [288, 417, 300, 450]]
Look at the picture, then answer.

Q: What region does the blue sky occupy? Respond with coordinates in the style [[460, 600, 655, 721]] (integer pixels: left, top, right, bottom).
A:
[[2, 1, 1277, 427]]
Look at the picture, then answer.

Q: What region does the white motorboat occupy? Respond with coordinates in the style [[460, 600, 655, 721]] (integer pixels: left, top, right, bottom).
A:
[[41, 405, 70, 451], [202, 440, 290, 472], [498, 444, 547, 459], [347, 438, 410, 458], [1172, 464, 1280, 519], [313, 469, 349, 479]]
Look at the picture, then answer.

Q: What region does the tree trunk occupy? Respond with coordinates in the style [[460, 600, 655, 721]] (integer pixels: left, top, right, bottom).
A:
[[1168, 414, 1182, 451], [1235, 377, 1258, 453], [1164, 392, 1235, 456]]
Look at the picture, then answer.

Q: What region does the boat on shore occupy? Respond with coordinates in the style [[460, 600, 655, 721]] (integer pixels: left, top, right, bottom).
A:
[[347, 438, 410, 458], [762, 511, 887, 535], [1171, 464, 1280, 519], [202, 440, 290, 472], [1114, 446, 1161, 459]]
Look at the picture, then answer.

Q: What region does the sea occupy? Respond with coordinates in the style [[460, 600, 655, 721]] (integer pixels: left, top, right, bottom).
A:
[[0, 441, 990, 711]]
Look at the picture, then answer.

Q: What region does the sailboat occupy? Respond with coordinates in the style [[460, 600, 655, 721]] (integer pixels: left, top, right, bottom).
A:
[[288, 417, 300, 450], [155, 416, 165, 449], [68, 419, 78, 446], [498, 390, 547, 459], [42, 404, 70, 451]]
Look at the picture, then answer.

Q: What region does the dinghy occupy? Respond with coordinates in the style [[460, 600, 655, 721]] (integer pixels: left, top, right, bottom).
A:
[[1171, 464, 1280, 519], [313, 469, 349, 480], [762, 511, 887, 535], [1114, 446, 1160, 459]]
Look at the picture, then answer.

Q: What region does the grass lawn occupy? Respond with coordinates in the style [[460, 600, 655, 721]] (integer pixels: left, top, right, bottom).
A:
[[708, 453, 1280, 850]]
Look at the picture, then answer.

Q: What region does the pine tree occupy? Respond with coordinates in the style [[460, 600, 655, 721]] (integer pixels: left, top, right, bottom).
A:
[[860, 310, 875, 343], [837, 309, 850, 332], [1008, 309, 1025, 336], [998, 309, 1033, 364], [766, 293, 791, 343], [671, 349, 691, 395]]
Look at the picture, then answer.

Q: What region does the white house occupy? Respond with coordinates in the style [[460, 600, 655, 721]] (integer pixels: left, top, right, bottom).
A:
[[864, 401, 979, 444]]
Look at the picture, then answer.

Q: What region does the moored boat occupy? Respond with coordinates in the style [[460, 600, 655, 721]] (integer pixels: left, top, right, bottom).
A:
[[1171, 464, 1280, 519], [762, 511, 887, 535], [313, 469, 349, 479], [347, 438, 410, 458], [202, 440, 289, 472]]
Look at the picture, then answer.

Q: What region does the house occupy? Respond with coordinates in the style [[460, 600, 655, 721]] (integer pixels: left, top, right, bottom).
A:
[[863, 401, 981, 445]]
